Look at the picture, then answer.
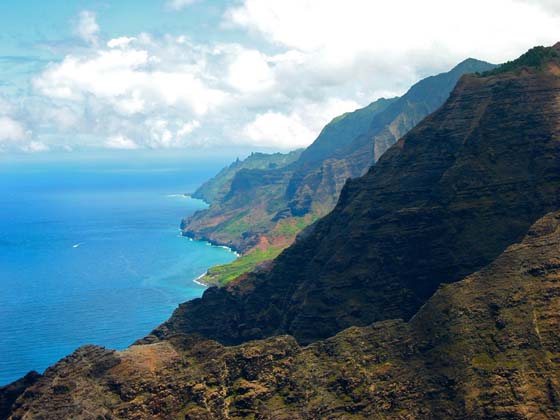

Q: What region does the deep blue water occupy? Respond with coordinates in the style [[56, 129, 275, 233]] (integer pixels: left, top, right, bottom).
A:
[[0, 156, 237, 385]]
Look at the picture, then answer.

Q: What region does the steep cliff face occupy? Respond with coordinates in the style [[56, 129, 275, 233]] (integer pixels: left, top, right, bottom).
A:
[[7, 211, 560, 419], [0, 372, 40, 420], [286, 58, 496, 217], [183, 59, 494, 285], [152, 48, 560, 346]]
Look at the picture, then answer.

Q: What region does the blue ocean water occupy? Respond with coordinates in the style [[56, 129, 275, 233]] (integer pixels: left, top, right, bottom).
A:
[[0, 155, 237, 385]]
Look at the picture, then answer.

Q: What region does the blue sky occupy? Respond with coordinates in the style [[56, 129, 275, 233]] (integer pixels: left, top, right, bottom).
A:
[[0, 0, 559, 156], [0, 1, 241, 55]]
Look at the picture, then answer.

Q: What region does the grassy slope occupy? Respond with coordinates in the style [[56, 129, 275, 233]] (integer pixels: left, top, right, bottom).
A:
[[201, 246, 284, 286], [202, 214, 318, 286]]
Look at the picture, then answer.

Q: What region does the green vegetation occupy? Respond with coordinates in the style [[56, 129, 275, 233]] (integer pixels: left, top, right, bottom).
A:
[[273, 215, 318, 237], [201, 246, 285, 286], [216, 212, 252, 237], [483, 46, 560, 76]]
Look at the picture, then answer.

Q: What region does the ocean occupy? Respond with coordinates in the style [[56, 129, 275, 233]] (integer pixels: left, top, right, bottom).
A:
[[0, 154, 237, 385]]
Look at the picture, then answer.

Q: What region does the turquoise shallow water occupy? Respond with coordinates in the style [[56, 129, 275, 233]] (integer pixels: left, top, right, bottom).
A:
[[0, 156, 237, 385]]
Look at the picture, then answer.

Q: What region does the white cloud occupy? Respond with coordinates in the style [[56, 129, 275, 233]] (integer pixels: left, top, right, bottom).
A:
[[144, 118, 203, 148], [227, 49, 274, 92], [107, 37, 136, 49], [41, 105, 82, 130], [166, 0, 197, 11], [177, 120, 201, 137], [226, 0, 560, 66], [34, 49, 150, 100], [105, 134, 140, 150], [0, 117, 27, 142], [33, 46, 226, 118], [76, 11, 100, 45], [22, 141, 50, 153], [242, 98, 360, 149], [243, 111, 315, 149], [146, 119, 173, 148], [31, 36, 228, 150], [5, 0, 560, 153], [518, 0, 560, 14]]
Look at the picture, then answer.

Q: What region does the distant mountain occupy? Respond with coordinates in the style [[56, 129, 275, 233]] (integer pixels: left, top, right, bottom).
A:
[[191, 150, 302, 204], [6, 45, 560, 420], [184, 58, 495, 285]]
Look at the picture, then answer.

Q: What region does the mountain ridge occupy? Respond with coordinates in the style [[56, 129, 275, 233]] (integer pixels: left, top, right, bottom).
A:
[[147, 47, 560, 346], [185, 58, 495, 285]]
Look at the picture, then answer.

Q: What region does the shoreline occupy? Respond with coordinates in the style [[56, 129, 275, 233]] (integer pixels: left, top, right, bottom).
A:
[[193, 271, 209, 287], [179, 193, 243, 287], [176, 194, 241, 287], [189, 240, 240, 287]]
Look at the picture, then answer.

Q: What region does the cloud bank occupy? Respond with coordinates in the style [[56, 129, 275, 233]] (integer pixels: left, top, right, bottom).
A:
[[1, 0, 560, 153]]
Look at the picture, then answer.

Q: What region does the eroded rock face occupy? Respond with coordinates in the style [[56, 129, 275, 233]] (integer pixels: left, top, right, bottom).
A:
[[151, 54, 560, 346], [8, 211, 560, 419], [0, 371, 41, 420]]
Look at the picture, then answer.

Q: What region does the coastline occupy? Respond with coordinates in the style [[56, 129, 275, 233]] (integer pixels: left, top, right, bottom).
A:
[[179, 194, 244, 256], [189, 241, 240, 287], [178, 194, 242, 287], [193, 271, 209, 287]]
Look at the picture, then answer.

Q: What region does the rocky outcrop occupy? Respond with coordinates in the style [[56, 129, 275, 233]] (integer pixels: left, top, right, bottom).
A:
[[152, 47, 560, 346], [8, 210, 560, 419], [0, 371, 41, 420]]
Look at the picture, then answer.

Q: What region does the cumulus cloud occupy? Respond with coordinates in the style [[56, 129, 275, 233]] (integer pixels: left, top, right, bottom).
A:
[[0, 116, 27, 142], [243, 112, 313, 149], [4, 1, 560, 153], [226, 0, 560, 70], [177, 120, 201, 137], [242, 98, 361, 149], [22, 141, 49, 153], [105, 134, 139, 150], [227, 49, 274, 92], [107, 37, 136, 49], [33, 45, 226, 116], [75, 11, 100, 45]]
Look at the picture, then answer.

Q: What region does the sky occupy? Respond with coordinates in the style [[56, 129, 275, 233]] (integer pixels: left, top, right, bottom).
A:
[[0, 0, 559, 156]]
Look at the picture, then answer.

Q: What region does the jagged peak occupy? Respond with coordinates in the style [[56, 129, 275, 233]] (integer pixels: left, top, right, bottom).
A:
[[452, 57, 495, 71]]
